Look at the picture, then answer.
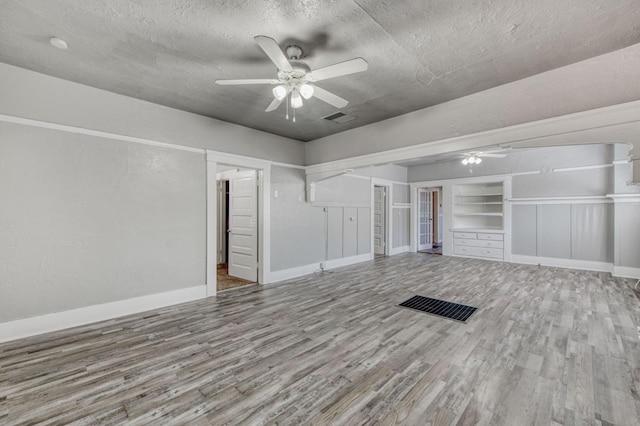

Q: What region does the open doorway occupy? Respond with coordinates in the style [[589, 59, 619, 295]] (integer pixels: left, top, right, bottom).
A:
[[216, 165, 258, 291], [418, 187, 443, 255]]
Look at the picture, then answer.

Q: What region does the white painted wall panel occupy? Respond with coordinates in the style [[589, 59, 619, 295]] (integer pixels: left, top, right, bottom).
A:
[[327, 208, 343, 260], [512, 205, 537, 256], [343, 208, 358, 258], [392, 208, 410, 248], [615, 203, 640, 268], [571, 204, 611, 262], [537, 205, 572, 259], [357, 208, 371, 255]]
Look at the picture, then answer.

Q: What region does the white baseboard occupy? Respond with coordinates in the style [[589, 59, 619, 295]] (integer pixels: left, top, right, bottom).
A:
[[266, 253, 373, 284], [612, 266, 640, 279], [266, 263, 322, 283], [0, 285, 207, 343], [325, 253, 373, 269], [389, 245, 411, 255], [511, 255, 613, 273]]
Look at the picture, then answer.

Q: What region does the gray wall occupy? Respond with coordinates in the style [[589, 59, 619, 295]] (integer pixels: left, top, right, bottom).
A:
[[305, 44, 640, 165], [0, 122, 205, 322], [270, 167, 325, 271], [512, 203, 613, 263], [408, 144, 615, 183], [0, 63, 306, 165], [614, 203, 640, 268], [315, 175, 370, 206], [353, 164, 408, 182], [410, 143, 635, 268], [392, 208, 410, 248], [327, 207, 371, 260], [393, 183, 410, 204], [270, 168, 372, 272]]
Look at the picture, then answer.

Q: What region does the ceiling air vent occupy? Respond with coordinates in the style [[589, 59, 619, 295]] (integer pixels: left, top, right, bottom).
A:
[[323, 111, 356, 124]]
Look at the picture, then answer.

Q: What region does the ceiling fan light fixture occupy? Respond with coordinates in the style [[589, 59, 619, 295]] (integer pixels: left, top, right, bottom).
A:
[[475, 157, 482, 164], [299, 83, 314, 99], [272, 85, 287, 101], [290, 90, 303, 109], [461, 158, 469, 165]]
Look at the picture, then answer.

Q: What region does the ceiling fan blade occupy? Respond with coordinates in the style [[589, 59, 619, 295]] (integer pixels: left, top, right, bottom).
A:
[[309, 57, 368, 81], [479, 153, 507, 158], [313, 86, 349, 108], [254, 35, 293, 72], [265, 98, 282, 112], [215, 78, 279, 85]]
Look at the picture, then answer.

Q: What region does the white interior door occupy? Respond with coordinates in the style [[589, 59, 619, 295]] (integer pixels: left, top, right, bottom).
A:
[[418, 188, 433, 250], [374, 186, 386, 255], [228, 170, 258, 281]]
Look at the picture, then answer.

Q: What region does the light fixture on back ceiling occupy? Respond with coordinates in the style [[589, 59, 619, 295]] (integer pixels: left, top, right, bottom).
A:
[[461, 155, 482, 165]]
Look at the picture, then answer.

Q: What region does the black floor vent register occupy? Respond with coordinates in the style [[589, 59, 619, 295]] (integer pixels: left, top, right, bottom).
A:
[[399, 295, 477, 323]]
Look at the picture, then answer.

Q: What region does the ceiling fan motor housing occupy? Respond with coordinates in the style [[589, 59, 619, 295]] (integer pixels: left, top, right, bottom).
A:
[[285, 45, 303, 60]]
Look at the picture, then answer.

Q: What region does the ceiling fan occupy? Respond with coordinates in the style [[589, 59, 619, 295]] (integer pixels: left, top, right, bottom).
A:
[[459, 149, 508, 165], [215, 36, 368, 121]]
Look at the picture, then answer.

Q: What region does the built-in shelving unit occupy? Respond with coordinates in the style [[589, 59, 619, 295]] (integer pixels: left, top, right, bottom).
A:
[[452, 182, 504, 230], [451, 181, 505, 260]]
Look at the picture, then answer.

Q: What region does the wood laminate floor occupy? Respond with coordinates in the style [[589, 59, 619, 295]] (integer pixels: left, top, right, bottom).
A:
[[1, 253, 640, 425]]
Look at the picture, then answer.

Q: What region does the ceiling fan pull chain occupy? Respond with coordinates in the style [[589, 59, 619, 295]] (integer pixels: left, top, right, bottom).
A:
[[285, 93, 289, 120], [293, 106, 296, 123]]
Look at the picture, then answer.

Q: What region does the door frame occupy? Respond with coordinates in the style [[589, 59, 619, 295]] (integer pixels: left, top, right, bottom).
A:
[[206, 151, 271, 297], [417, 188, 434, 251], [417, 187, 441, 251], [370, 179, 392, 256], [373, 185, 388, 255]]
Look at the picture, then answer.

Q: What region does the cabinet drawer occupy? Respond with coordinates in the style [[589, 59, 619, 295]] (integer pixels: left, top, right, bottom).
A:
[[477, 233, 503, 241], [453, 232, 477, 239], [454, 245, 503, 259], [455, 239, 504, 249]]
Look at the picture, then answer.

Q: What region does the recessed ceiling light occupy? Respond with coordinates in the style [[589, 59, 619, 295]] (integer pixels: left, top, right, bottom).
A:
[[49, 37, 68, 50]]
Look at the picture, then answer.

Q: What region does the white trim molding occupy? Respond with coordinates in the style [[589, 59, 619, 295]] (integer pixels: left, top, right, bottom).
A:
[[305, 100, 640, 175], [206, 150, 272, 294], [389, 245, 411, 255], [0, 286, 207, 343], [511, 255, 613, 274], [607, 193, 640, 203], [509, 196, 613, 205], [266, 253, 373, 283], [371, 178, 394, 256], [0, 113, 206, 153], [612, 266, 640, 279], [552, 164, 613, 173]]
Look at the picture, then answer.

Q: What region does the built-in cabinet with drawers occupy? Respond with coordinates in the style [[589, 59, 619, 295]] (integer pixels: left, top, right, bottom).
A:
[[451, 181, 507, 260]]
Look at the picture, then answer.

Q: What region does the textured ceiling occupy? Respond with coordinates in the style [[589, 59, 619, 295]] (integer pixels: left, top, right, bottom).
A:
[[1, 0, 639, 141]]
